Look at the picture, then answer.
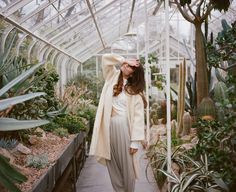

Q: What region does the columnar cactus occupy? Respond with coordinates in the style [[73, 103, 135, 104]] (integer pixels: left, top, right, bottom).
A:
[[182, 112, 192, 136], [213, 81, 228, 102], [177, 59, 186, 136]]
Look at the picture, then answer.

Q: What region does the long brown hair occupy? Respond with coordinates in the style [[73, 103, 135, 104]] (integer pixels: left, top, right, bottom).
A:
[[113, 64, 147, 108]]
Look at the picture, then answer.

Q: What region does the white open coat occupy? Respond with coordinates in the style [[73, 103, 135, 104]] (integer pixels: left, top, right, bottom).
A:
[[89, 53, 145, 178]]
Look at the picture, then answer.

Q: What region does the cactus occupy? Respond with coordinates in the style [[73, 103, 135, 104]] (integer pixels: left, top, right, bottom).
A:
[[177, 59, 186, 136], [171, 120, 177, 138], [197, 97, 216, 120], [213, 81, 228, 102], [182, 112, 192, 136]]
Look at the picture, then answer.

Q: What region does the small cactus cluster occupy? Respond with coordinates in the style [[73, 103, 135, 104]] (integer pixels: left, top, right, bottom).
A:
[[150, 101, 166, 125], [0, 138, 18, 150], [26, 153, 49, 169]]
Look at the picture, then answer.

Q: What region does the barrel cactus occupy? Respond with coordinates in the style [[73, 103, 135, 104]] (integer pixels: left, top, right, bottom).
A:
[[197, 97, 216, 120]]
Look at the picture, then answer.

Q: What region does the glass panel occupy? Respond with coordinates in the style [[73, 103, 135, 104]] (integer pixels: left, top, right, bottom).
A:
[[35, 15, 66, 37], [0, 0, 20, 9], [9, 0, 48, 21], [21, 5, 57, 28], [38, 1, 89, 38]]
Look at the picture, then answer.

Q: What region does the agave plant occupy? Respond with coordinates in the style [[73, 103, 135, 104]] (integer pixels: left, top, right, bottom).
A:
[[0, 154, 27, 192], [0, 63, 50, 191], [0, 62, 49, 130], [159, 154, 229, 192]]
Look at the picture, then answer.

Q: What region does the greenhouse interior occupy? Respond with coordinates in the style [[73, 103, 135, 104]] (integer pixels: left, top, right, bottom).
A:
[[0, 0, 236, 191]]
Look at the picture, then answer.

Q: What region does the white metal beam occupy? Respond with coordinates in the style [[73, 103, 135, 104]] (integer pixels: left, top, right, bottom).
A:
[[0, 14, 81, 63], [18, 0, 58, 24], [48, 0, 118, 43], [0, 0, 33, 17], [85, 0, 105, 48]]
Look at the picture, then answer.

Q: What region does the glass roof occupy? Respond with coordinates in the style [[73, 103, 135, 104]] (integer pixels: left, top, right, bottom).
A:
[[0, 0, 235, 64]]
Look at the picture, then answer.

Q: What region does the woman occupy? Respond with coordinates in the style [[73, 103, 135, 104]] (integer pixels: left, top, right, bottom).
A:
[[89, 53, 146, 192]]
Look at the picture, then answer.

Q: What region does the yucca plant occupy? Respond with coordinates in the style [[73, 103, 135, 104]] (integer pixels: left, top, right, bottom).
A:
[[159, 154, 229, 192]]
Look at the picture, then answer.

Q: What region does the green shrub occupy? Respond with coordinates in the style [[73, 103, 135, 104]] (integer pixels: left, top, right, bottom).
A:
[[54, 114, 87, 134], [53, 128, 69, 138]]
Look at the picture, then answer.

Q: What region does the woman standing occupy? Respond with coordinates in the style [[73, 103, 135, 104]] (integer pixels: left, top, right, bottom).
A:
[[89, 53, 146, 192]]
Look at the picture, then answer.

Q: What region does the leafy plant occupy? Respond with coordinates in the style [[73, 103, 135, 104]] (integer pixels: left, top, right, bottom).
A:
[[146, 142, 187, 189], [0, 62, 50, 131], [53, 114, 87, 134], [191, 119, 236, 187], [26, 153, 49, 169], [159, 154, 229, 192]]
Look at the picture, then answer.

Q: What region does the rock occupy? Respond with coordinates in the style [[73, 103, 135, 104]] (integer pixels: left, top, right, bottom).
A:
[[149, 124, 167, 145], [14, 143, 31, 155], [35, 127, 46, 138], [0, 147, 15, 163], [181, 135, 191, 142], [190, 128, 197, 136], [181, 143, 194, 150], [29, 135, 41, 145]]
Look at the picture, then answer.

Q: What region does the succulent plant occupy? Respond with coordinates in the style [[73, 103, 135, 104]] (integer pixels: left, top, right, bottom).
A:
[[0, 138, 18, 150], [26, 153, 49, 169]]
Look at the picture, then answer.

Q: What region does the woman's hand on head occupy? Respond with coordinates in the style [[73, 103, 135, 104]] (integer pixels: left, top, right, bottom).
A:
[[124, 59, 140, 68]]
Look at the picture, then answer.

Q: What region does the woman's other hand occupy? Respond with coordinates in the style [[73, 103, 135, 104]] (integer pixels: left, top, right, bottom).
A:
[[129, 148, 138, 154]]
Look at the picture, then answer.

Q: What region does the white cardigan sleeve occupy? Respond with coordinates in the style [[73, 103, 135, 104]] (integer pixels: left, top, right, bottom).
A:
[[102, 53, 125, 80]]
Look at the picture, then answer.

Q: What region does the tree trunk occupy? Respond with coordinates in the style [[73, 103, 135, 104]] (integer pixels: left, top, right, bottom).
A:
[[194, 22, 209, 105]]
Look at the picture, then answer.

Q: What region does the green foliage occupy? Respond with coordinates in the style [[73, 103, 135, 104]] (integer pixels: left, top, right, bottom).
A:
[[207, 20, 236, 75], [26, 153, 49, 169], [9, 67, 61, 120], [146, 142, 186, 189], [77, 105, 96, 130], [54, 114, 87, 134], [159, 154, 229, 192], [42, 113, 88, 134], [0, 154, 27, 192], [0, 138, 18, 150], [53, 128, 69, 138], [41, 122, 61, 132], [191, 119, 236, 187]]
